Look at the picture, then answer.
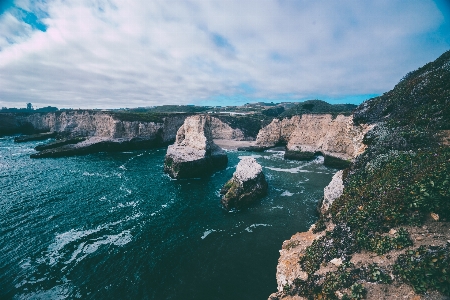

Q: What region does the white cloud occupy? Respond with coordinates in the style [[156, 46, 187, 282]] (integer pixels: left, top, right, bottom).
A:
[[0, 0, 448, 109]]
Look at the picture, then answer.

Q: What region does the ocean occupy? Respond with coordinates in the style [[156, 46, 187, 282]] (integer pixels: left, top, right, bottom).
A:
[[0, 136, 336, 300]]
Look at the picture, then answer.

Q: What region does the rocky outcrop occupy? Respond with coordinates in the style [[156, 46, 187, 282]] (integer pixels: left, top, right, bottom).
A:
[[0, 113, 36, 136], [269, 227, 324, 300], [30, 136, 160, 158], [220, 157, 268, 210], [255, 114, 373, 161], [164, 115, 228, 179], [320, 170, 344, 214], [210, 117, 247, 140], [14, 131, 57, 143], [269, 51, 450, 300], [13, 111, 188, 157], [3, 110, 259, 157], [34, 137, 87, 151]]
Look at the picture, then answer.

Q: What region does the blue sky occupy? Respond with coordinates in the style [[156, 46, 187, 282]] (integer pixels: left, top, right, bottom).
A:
[[0, 0, 449, 109]]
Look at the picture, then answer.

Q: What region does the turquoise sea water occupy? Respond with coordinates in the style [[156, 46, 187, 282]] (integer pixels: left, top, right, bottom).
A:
[[0, 136, 336, 300]]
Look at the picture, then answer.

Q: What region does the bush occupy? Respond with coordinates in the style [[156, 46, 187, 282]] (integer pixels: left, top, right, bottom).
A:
[[394, 245, 450, 295]]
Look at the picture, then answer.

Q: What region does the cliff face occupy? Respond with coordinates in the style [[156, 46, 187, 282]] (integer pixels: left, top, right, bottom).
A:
[[256, 114, 372, 160], [25, 111, 171, 140], [269, 51, 450, 300], [210, 116, 246, 140], [164, 115, 228, 179], [18, 111, 245, 143]]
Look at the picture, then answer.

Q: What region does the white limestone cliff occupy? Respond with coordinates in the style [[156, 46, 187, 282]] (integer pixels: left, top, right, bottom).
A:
[[256, 114, 373, 160]]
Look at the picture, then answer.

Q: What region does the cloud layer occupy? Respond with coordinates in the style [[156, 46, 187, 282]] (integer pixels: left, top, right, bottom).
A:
[[0, 0, 449, 109]]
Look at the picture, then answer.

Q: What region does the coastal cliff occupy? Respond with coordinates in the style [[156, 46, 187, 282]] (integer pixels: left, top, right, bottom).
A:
[[255, 114, 372, 161], [2, 111, 252, 157], [269, 50, 450, 299]]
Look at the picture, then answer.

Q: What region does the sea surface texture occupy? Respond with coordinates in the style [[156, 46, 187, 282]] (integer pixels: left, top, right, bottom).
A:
[[0, 136, 336, 300]]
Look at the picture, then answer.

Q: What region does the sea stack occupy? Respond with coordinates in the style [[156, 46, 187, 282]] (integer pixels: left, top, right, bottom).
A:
[[220, 157, 268, 210], [164, 115, 228, 179]]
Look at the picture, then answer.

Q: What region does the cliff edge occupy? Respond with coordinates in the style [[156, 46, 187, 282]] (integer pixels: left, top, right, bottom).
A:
[[270, 50, 450, 299]]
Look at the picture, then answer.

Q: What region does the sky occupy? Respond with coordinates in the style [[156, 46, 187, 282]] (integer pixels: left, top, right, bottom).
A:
[[0, 0, 449, 109]]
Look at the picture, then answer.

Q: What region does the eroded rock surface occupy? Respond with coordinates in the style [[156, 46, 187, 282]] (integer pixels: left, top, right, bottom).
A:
[[210, 117, 247, 140], [255, 114, 372, 161], [220, 157, 268, 210], [321, 170, 344, 213], [164, 115, 227, 179], [16, 111, 188, 157]]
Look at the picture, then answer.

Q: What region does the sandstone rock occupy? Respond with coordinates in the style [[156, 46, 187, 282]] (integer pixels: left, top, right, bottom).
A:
[[330, 257, 343, 267], [431, 213, 439, 221], [210, 117, 246, 140], [255, 114, 372, 162], [220, 157, 268, 210], [321, 170, 344, 213], [164, 115, 227, 179], [275, 229, 324, 292], [0, 113, 34, 136]]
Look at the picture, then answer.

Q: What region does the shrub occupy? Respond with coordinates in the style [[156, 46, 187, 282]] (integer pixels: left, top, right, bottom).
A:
[[394, 245, 450, 295]]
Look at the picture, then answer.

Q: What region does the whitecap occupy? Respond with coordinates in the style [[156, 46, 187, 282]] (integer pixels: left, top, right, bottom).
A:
[[265, 166, 311, 173], [201, 229, 216, 239], [244, 223, 271, 232], [238, 154, 262, 159], [281, 190, 294, 196], [271, 206, 283, 210]]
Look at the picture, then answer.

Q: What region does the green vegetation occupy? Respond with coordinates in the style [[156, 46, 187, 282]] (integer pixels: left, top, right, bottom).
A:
[[281, 50, 450, 299], [110, 111, 183, 123], [288, 262, 389, 299], [394, 245, 450, 295], [331, 148, 449, 241], [354, 50, 450, 129], [212, 114, 272, 138], [279, 100, 357, 119]]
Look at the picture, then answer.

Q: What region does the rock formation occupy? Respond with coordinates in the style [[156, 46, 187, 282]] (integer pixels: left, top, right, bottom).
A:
[[254, 114, 372, 164], [210, 116, 247, 140], [220, 157, 268, 210], [164, 115, 228, 179], [3, 111, 188, 157], [269, 50, 450, 300], [320, 170, 344, 214]]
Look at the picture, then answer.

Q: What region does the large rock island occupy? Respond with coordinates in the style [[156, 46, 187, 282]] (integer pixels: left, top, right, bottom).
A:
[[164, 115, 228, 179], [220, 157, 268, 210]]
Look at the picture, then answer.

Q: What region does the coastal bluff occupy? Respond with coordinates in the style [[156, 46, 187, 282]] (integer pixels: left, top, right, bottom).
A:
[[164, 115, 228, 179], [254, 114, 372, 166], [269, 50, 450, 299], [220, 157, 268, 210], [0, 110, 253, 158]]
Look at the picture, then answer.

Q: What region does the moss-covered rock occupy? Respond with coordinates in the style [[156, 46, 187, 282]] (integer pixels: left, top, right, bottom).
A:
[[220, 157, 268, 210]]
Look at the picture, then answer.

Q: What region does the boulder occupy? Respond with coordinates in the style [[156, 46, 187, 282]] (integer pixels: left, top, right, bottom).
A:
[[220, 157, 268, 210], [164, 115, 228, 179]]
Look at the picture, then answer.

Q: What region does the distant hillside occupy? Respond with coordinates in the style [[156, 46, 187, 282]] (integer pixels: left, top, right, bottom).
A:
[[146, 105, 210, 113], [279, 100, 357, 119]]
